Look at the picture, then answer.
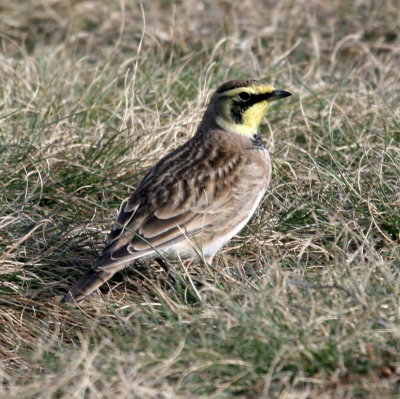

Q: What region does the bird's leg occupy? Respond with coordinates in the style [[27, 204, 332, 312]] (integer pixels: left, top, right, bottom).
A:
[[204, 255, 218, 268], [205, 256, 220, 273], [188, 255, 218, 290], [155, 257, 169, 273], [155, 258, 178, 287]]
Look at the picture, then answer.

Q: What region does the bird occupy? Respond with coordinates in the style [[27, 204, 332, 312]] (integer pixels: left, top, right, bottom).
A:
[[62, 79, 291, 303]]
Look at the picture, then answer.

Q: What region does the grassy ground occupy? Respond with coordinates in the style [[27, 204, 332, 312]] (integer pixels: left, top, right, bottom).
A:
[[1, 0, 399, 397]]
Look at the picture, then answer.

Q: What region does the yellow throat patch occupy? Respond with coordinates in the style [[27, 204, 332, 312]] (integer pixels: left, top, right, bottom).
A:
[[215, 84, 276, 137]]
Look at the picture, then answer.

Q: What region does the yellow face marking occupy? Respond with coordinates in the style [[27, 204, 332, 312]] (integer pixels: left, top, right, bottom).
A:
[[215, 84, 276, 136], [216, 84, 276, 98], [243, 101, 271, 129]]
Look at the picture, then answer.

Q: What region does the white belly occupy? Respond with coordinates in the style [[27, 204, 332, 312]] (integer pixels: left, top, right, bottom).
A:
[[202, 188, 266, 260]]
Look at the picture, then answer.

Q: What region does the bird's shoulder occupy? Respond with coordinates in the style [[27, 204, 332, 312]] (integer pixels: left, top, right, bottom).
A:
[[101, 130, 247, 246], [126, 129, 252, 209]]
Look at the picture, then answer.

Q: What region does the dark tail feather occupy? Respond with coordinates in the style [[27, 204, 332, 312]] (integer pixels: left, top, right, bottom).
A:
[[62, 269, 115, 304]]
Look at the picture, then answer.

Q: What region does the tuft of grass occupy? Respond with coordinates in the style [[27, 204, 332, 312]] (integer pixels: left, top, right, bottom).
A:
[[1, 0, 399, 398]]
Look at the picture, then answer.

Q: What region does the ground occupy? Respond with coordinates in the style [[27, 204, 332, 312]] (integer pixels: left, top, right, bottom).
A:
[[0, 0, 399, 398]]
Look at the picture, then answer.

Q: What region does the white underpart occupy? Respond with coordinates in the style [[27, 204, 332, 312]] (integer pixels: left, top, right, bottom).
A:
[[133, 188, 267, 263], [105, 153, 270, 268], [105, 187, 266, 268], [202, 188, 267, 261], [103, 189, 266, 269]]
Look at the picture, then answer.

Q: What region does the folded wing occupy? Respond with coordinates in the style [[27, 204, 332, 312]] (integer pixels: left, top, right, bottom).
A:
[[95, 138, 244, 270]]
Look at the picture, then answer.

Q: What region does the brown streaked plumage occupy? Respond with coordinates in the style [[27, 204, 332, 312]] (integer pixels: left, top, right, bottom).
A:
[[63, 79, 291, 303]]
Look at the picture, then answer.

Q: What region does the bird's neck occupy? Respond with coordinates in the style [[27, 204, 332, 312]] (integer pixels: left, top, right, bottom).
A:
[[215, 116, 259, 137]]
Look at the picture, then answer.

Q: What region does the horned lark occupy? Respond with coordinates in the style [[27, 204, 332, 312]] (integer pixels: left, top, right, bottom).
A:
[[63, 79, 291, 303]]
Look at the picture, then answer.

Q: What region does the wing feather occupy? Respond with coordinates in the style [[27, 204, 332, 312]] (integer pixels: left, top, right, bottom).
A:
[[95, 133, 246, 270]]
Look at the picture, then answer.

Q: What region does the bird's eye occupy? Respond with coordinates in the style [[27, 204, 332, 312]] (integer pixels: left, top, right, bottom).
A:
[[238, 92, 250, 101]]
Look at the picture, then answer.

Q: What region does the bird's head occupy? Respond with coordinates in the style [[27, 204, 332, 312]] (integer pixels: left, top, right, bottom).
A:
[[208, 79, 291, 137]]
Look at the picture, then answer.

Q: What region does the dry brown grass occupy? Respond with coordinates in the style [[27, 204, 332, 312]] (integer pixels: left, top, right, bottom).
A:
[[1, 0, 399, 398]]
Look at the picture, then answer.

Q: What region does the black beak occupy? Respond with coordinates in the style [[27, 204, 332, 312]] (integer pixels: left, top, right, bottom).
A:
[[270, 90, 292, 100]]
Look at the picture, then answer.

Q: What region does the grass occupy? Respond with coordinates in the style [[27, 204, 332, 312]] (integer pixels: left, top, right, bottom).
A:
[[0, 0, 399, 397]]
